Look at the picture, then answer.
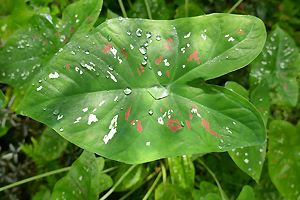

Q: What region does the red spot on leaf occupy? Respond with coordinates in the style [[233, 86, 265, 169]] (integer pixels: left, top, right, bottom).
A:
[[155, 56, 163, 64], [160, 107, 163, 112], [125, 106, 131, 121], [168, 118, 182, 132], [201, 119, 220, 137], [186, 120, 191, 129], [131, 120, 135, 125], [189, 113, 193, 120], [165, 38, 173, 50], [137, 120, 143, 133], [188, 50, 200, 64], [102, 43, 113, 54], [121, 48, 128, 59], [70, 26, 76, 33], [65, 64, 71, 70], [137, 64, 145, 76], [166, 70, 170, 78]]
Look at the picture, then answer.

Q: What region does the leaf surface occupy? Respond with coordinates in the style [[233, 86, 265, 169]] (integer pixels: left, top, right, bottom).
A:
[[250, 26, 299, 106], [268, 120, 300, 200], [51, 151, 113, 200], [18, 14, 266, 163]]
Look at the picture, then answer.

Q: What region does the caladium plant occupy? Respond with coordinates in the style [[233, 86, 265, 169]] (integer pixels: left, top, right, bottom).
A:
[[0, 1, 267, 164]]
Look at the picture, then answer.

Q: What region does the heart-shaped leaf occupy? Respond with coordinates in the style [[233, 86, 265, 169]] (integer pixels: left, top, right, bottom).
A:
[[17, 14, 266, 164], [250, 26, 299, 107], [225, 81, 267, 182], [0, 0, 103, 89], [51, 151, 113, 200], [268, 120, 300, 200]]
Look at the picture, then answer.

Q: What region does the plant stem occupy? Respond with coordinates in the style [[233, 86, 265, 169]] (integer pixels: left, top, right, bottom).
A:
[[160, 161, 167, 183], [127, 0, 133, 9], [99, 165, 137, 200], [198, 159, 227, 200], [142, 172, 162, 200], [227, 0, 244, 13], [144, 0, 152, 19], [118, 0, 128, 18], [0, 167, 71, 192], [185, 0, 189, 17]]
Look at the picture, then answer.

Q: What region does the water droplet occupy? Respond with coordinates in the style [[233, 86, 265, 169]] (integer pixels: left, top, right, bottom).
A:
[[139, 46, 147, 55], [123, 87, 132, 95], [84, 50, 90, 55], [59, 128, 64, 132], [136, 28, 142, 37], [148, 85, 169, 100], [156, 35, 161, 41], [53, 109, 59, 115], [146, 31, 152, 38], [126, 31, 131, 36], [148, 109, 153, 116], [107, 35, 112, 41]]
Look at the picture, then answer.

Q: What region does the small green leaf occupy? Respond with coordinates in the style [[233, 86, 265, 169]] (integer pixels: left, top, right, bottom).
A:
[[175, 2, 205, 19], [18, 14, 266, 164], [226, 81, 266, 182], [225, 81, 249, 99], [250, 26, 299, 106], [155, 183, 193, 200], [21, 128, 68, 165], [168, 155, 195, 189], [113, 164, 148, 192], [128, 0, 173, 20], [268, 120, 300, 200], [51, 151, 113, 200], [237, 185, 256, 200], [32, 186, 51, 200]]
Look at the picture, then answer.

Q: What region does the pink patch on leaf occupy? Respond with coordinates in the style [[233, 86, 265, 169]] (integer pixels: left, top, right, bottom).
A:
[[137, 65, 145, 76], [121, 48, 128, 59], [168, 119, 182, 132], [137, 120, 143, 133], [102, 43, 113, 54], [188, 50, 200, 64], [155, 56, 163, 64], [165, 38, 173, 50], [201, 118, 220, 137], [189, 113, 193, 120], [125, 106, 131, 121], [186, 120, 191, 129], [166, 70, 170, 78], [65, 64, 71, 70]]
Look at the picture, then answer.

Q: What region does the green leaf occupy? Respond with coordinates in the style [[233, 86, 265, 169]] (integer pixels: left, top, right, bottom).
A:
[[268, 120, 300, 200], [168, 155, 195, 189], [128, 0, 173, 20], [32, 186, 51, 200], [249, 80, 270, 124], [51, 151, 113, 200], [174, 1, 205, 19], [21, 128, 68, 165], [225, 81, 266, 182], [237, 185, 256, 200], [225, 81, 249, 99], [113, 164, 148, 192], [18, 14, 266, 164], [0, 0, 103, 89], [155, 183, 193, 200], [250, 26, 299, 106]]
